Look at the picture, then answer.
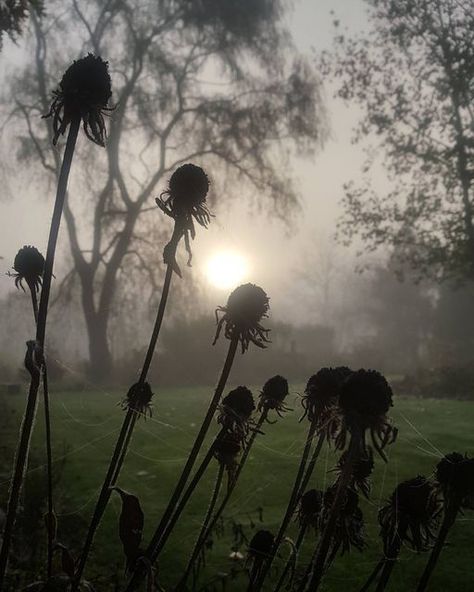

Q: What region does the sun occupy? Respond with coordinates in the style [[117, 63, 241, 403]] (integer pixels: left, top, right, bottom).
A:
[[206, 251, 249, 290]]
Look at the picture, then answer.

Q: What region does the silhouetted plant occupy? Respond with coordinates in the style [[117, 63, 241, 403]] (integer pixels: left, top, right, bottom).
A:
[[213, 283, 270, 353], [305, 369, 397, 592], [156, 163, 212, 277], [44, 53, 112, 146], [125, 285, 270, 592], [417, 453, 474, 592], [253, 368, 351, 592], [360, 476, 440, 592], [178, 376, 289, 591], [247, 530, 275, 589], [8, 246, 56, 580], [0, 56, 112, 584], [73, 163, 211, 589]]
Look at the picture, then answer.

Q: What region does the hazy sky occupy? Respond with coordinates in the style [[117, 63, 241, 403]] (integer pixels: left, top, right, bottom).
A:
[[0, 0, 370, 325]]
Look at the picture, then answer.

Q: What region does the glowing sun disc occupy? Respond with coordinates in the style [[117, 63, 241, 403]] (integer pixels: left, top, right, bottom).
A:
[[206, 251, 248, 290]]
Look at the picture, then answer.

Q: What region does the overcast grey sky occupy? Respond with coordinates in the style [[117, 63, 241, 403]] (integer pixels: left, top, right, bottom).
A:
[[0, 0, 370, 325]]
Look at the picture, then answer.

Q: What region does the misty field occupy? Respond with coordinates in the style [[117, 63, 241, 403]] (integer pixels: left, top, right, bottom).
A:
[[1, 387, 473, 591]]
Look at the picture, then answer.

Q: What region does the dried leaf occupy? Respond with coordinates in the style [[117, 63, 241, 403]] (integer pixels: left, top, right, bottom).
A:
[[54, 543, 75, 579], [111, 486, 144, 564]]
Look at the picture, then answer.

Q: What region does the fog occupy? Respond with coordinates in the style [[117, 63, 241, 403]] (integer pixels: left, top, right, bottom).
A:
[[0, 0, 470, 391]]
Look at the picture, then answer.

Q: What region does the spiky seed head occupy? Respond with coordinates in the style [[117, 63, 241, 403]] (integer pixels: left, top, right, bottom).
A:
[[260, 375, 289, 409], [222, 386, 255, 420], [226, 283, 269, 328], [248, 529, 274, 561], [45, 53, 112, 145], [339, 369, 393, 429], [298, 489, 323, 527], [12, 245, 45, 292], [214, 283, 270, 352], [436, 452, 474, 509], [168, 163, 210, 207], [121, 382, 154, 418]]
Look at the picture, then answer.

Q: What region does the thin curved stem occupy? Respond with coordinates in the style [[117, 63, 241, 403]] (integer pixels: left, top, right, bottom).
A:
[[0, 118, 80, 590], [72, 262, 174, 590], [179, 411, 268, 591], [29, 284, 55, 579], [252, 419, 318, 592], [305, 435, 359, 592], [125, 336, 239, 592], [416, 510, 456, 592], [298, 432, 325, 498], [181, 462, 225, 591], [374, 538, 401, 592], [273, 523, 308, 592], [358, 557, 385, 592]]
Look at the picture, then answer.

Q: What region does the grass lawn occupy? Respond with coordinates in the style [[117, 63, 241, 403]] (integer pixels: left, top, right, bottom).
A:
[[1, 384, 474, 591]]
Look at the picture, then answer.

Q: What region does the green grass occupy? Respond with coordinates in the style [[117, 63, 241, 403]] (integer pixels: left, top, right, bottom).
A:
[[1, 386, 474, 591]]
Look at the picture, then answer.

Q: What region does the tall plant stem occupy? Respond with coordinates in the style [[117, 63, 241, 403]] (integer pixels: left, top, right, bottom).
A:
[[0, 118, 80, 590], [304, 434, 359, 592], [416, 510, 456, 592], [271, 429, 324, 592], [298, 432, 325, 498], [358, 557, 385, 592], [273, 522, 308, 592], [179, 410, 269, 591], [29, 285, 54, 580], [182, 463, 225, 591], [374, 539, 401, 592], [73, 263, 174, 590], [252, 419, 318, 592], [156, 429, 226, 558], [125, 336, 239, 592]]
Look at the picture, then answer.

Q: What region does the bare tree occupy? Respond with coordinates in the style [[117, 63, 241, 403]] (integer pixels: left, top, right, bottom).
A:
[[4, 0, 325, 379]]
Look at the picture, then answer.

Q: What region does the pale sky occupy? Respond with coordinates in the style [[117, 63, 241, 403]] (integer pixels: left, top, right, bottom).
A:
[[0, 0, 370, 325]]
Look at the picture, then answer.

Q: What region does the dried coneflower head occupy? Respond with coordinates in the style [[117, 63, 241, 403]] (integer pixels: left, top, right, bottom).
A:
[[258, 375, 290, 417], [121, 382, 154, 419], [322, 486, 365, 556], [44, 53, 112, 146], [218, 386, 255, 438], [248, 529, 275, 563], [336, 448, 374, 499], [156, 164, 212, 274], [11, 246, 45, 293], [301, 366, 352, 440], [297, 488, 323, 529], [337, 369, 397, 459], [436, 452, 474, 511], [378, 476, 440, 555], [213, 432, 242, 482], [213, 283, 270, 353]]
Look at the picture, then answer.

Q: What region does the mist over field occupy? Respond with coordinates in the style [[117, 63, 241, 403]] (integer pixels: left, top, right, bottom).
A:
[[1, 1, 474, 592]]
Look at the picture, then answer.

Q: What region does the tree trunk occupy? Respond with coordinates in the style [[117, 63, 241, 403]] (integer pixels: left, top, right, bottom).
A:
[[86, 312, 113, 382]]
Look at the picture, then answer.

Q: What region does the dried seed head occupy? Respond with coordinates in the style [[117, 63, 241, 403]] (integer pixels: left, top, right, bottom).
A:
[[218, 386, 256, 439], [213, 283, 270, 353], [11, 245, 45, 293], [258, 375, 290, 416], [337, 448, 374, 498], [121, 382, 154, 419], [169, 164, 210, 208], [302, 367, 351, 420], [322, 486, 365, 555], [248, 529, 274, 562], [337, 369, 397, 459], [379, 476, 440, 553], [436, 452, 474, 510], [214, 432, 242, 480], [156, 164, 212, 276], [44, 53, 112, 146], [297, 489, 323, 528], [222, 386, 255, 420]]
